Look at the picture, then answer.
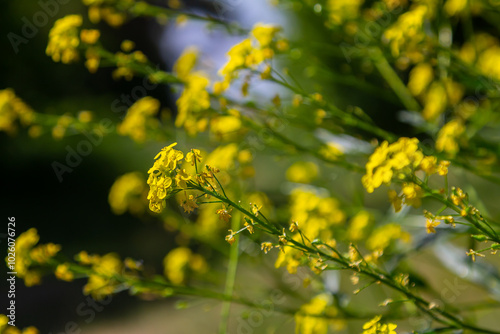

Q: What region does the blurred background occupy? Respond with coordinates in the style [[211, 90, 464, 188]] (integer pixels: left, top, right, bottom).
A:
[[2, 0, 500, 333]]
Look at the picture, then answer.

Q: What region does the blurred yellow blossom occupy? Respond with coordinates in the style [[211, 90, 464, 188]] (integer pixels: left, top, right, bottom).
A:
[[108, 172, 147, 215], [46, 15, 82, 64], [55, 263, 74, 282], [0, 89, 35, 134], [327, 0, 363, 25], [117, 97, 160, 143], [164, 247, 207, 284], [436, 119, 465, 155], [295, 294, 344, 334], [286, 161, 319, 184]]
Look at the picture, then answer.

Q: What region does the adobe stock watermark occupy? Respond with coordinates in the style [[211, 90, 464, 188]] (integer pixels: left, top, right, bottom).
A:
[[49, 295, 113, 334], [51, 118, 114, 183], [7, 0, 72, 54]]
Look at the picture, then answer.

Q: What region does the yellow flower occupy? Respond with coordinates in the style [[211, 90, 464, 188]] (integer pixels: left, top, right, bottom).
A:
[[147, 143, 185, 213], [436, 119, 465, 155], [384, 5, 428, 58], [164, 247, 207, 284], [225, 230, 236, 245], [22, 327, 39, 334], [367, 223, 410, 251], [347, 211, 372, 240], [444, 0, 467, 15], [204, 143, 239, 171], [286, 161, 318, 184], [175, 73, 211, 132], [261, 242, 274, 254], [251, 24, 281, 47], [75, 251, 100, 265], [318, 142, 343, 161], [210, 114, 242, 141], [426, 219, 440, 233], [175, 169, 192, 189], [327, 0, 363, 25], [295, 294, 344, 334], [180, 194, 198, 213], [422, 82, 447, 121], [120, 39, 135, 52], [46, 15, 82, 64], [185, 149, 203, 166], [80, 29, 100, 44], [55, 263, 74, 282], [238, 150, 253, 164], [83, 253, 123, 300], [401, 182, 423, 208], [0, 89, 35, 134], [362, 137, 423, 193], [85, 48, 100, 73], [362, 315, 397, 334], [117, 97, 160, 143], [173, 47, 198, 81], [217, 23, 281, 93], [30, 243, 61, 263], [216, 205, 232, 223], [419, 156, 437, 174], [172, 47, 211, 134], [5, 228, 59, 286], [108, 172, 147, 215], [477, 46, 500, 81], [408, 63, 433, 96], [388, 189, 403, 212]]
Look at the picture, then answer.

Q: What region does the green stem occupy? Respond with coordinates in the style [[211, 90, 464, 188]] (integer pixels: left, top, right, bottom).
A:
[[219, 210, 241, 334], [369, 47, 421, 112]]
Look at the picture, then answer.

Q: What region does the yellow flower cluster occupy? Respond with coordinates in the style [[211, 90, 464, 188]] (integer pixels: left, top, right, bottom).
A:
[[108, 172, 147, 215], [407, 64, 465, 121], [435, 119, 465, 155], [46, 15, 82, 64], [0, 89, 35, 135], [112, 50, 149, 80], [209, 112, 243, 142], [327, 0, 363, 25], [362, 315, 398, 334], [294, 294, 344, 334], [163, 247, 207, 285], [83, 0, 127, 27], [80, 29, 101, 73], [383, 5, 428, 61], [0, 315, 39, 334], [347, 211, 373, 241], [215, 23, 283, 94], [55, 263, 74, 282], [366, 223, 410, 251], [76, 251, 123, 300], [173, 48, 211, 135], [6, 228, 60, 287], [286, 161, 319, 184], [276, 189, 344, 273], [117, 97, 160, 142], [147, 143, 186, 213], [362, 137, 449, 193]]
